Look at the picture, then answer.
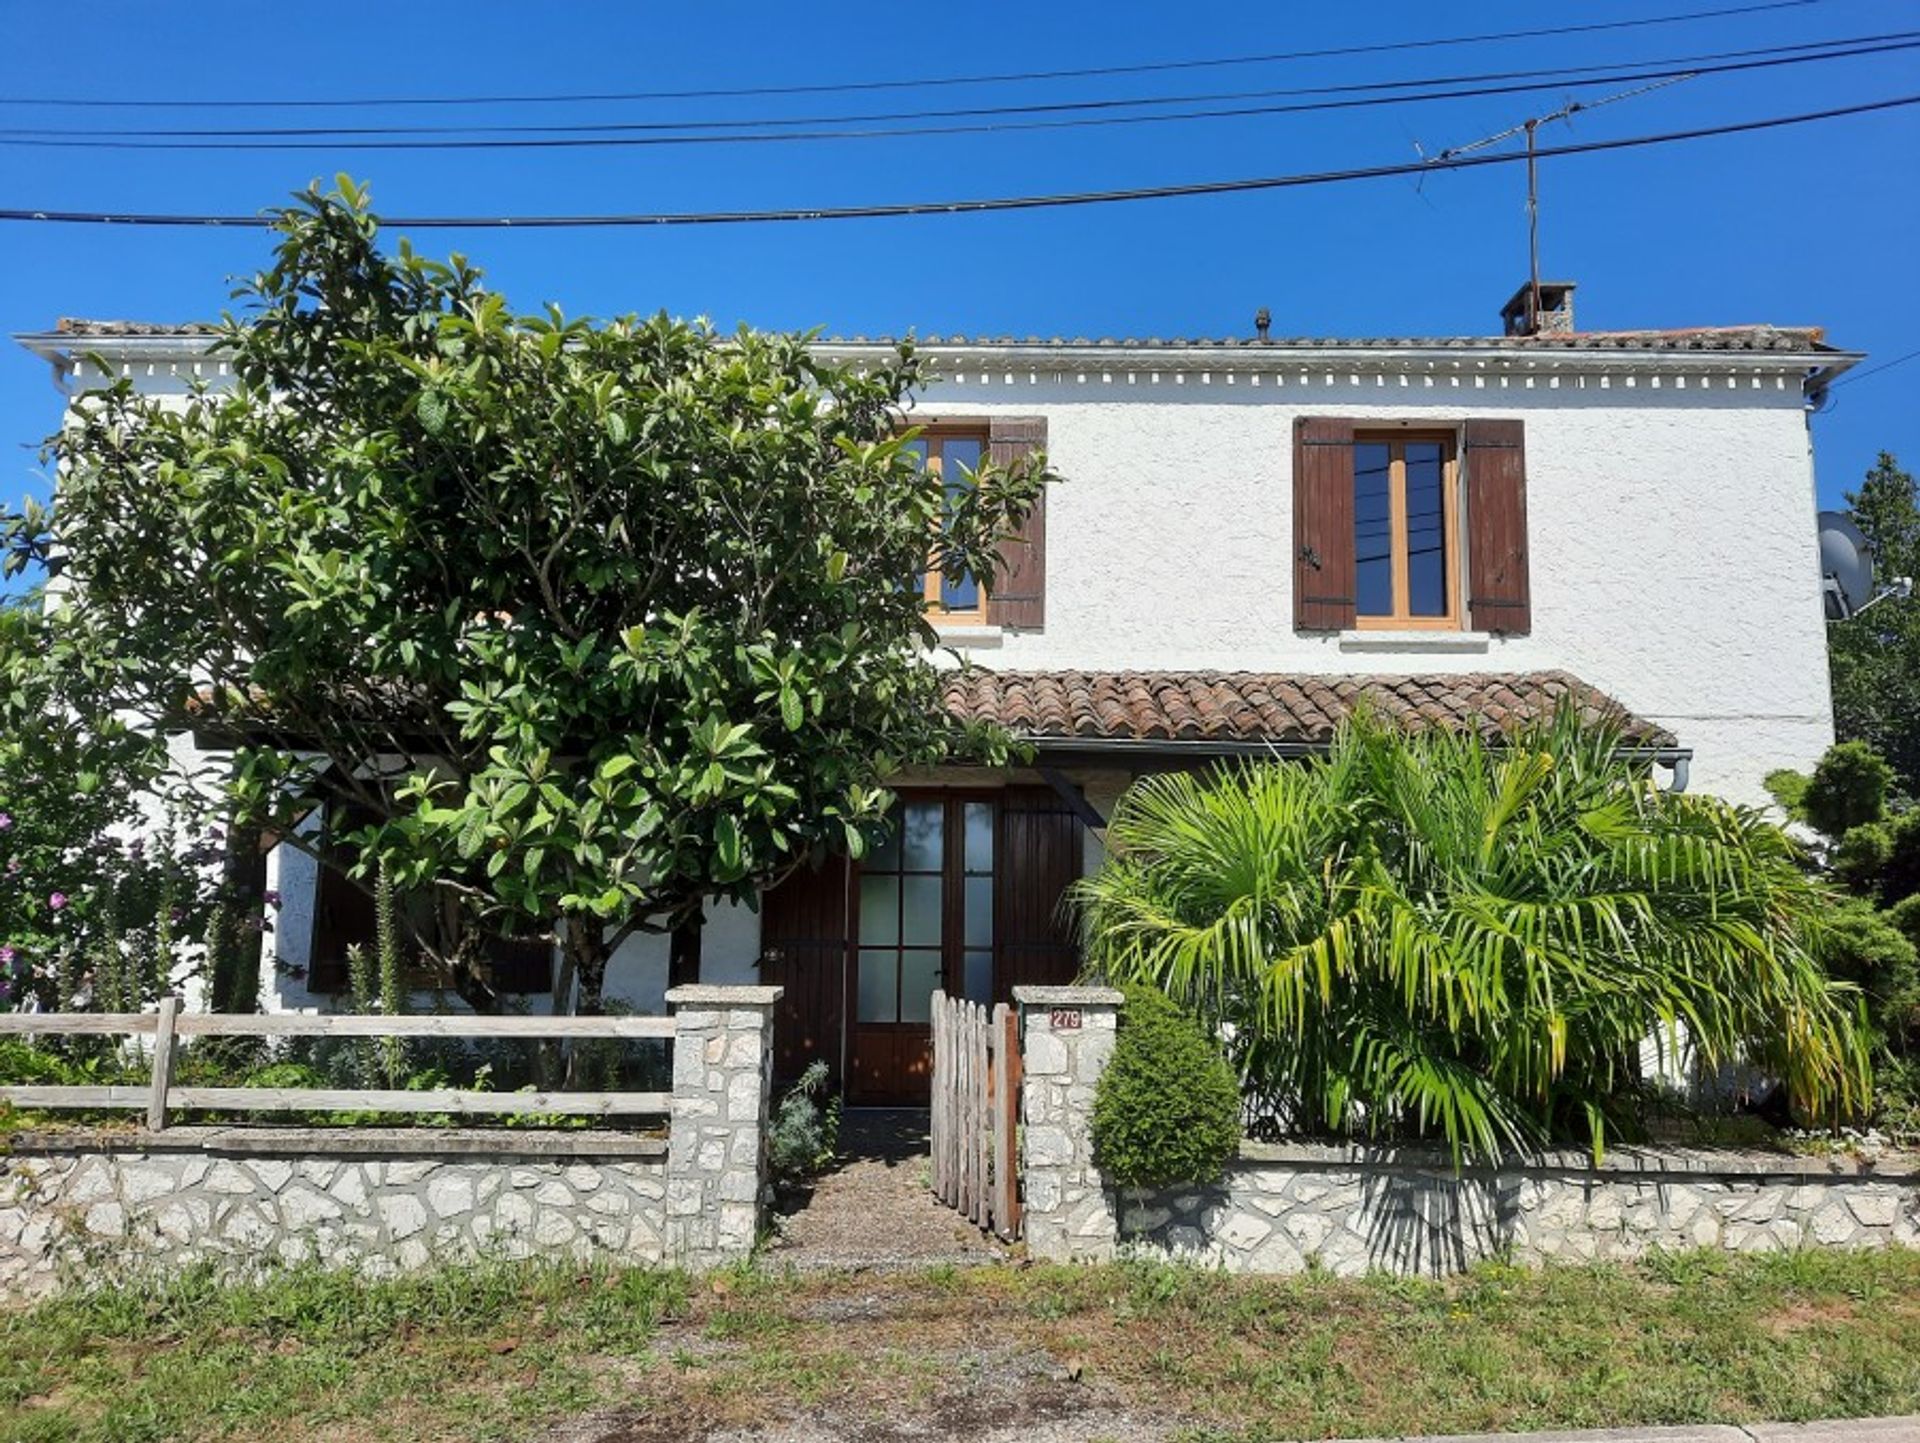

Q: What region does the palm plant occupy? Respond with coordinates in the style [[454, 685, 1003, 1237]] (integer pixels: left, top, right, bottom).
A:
[[1075, 704, 1869, 1162]]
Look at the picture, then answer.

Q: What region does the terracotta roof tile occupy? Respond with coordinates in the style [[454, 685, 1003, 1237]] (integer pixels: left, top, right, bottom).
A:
[[939, 669, 1675, 748], [40, 318, 1842, 355]]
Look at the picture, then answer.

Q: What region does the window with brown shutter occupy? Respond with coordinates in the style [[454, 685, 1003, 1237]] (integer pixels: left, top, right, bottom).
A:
[[1292, 417, 1530, 636]]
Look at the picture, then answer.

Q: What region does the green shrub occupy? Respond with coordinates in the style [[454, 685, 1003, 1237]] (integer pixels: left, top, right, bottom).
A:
[[1888, 894, 1920, 952], [1803, 742, 1894, 839], [1764, 768, 1812, 825], [1091, 985, 1240, 1188], [1835, 813, 1920, 906], [767, 1060, 840, 1187]]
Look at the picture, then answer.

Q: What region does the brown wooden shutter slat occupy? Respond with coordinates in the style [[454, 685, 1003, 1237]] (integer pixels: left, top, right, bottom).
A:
[[757, 853, 850, 1087], [993, 786, 1083, 1000], [986, 415, 1047, 630], [1464, 418, 1532, 635], [306, 860, 371, 994], [1293, 417, 1358, 631], [487, 935, 554, 994]]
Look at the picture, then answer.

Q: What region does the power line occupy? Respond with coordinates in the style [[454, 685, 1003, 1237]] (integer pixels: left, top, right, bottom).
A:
[[1833, 348, 1920, 388], [2, 93, 1912, 229], [6, 37, 1912, 152], [3, 30, 1903, 144], [0, 0, 1834, 110]]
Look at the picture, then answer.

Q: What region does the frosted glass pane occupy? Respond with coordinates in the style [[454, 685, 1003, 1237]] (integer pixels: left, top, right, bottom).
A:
[[859, 875, 899, 946], [964, 950, 993, 1004], [964, 802, 993, 872], [964, 876, 993, 949], [900, 951, 943, 1023], [902, 801, 943, 871], [857, 950, 898, 1023], [902, 874, 943, 946]]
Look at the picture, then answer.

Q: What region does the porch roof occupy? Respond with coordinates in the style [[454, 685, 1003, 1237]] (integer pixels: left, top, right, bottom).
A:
[[938, 668, 1677, 752]]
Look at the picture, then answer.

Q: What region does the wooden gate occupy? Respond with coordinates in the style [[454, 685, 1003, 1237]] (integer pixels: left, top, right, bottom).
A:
[[929, 991, 1022, 1240]]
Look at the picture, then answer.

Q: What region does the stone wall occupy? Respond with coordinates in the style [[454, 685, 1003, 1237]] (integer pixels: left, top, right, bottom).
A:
[[0, 983, 781, 1295], [0, 1129, 668, 1297], [1015, 986, 1124, 1263], [1114, 1143, 1920, 1277], [1015, 990, 1920, 1274]]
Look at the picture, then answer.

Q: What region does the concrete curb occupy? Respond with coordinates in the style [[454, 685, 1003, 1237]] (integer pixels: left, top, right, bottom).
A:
[[1334, 1419, 1920, 1443]]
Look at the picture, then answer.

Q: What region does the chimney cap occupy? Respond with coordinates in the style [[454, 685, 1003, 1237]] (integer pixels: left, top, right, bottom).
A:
[[1254, 306, 1271, 342]]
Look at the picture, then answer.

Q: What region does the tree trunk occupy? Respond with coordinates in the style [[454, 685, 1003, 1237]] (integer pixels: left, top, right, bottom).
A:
[[559, 915, 613, 1089], [210, 820, 268, 1014]]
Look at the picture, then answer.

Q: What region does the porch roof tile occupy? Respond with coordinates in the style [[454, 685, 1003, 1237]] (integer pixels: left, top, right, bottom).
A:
[[938, 669, 1676, 749]]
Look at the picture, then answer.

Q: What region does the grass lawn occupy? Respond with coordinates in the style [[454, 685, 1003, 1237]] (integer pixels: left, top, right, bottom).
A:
[[2, 1247, 1918, 1442]]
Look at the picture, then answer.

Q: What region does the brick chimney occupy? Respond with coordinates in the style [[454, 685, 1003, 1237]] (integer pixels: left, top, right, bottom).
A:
[[1500, 280, 1576, 337]]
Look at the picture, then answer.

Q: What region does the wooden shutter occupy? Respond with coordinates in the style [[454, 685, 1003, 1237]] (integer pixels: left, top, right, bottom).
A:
[[985, 416, 1048, 629], [487, 934, 554, 994], [1293, 417, 1358, 630], [1463, 418, 1532, 635], [757, 853, 850, 1087], [306, 860, 372, 994], [994, 786, 1083, 1000]]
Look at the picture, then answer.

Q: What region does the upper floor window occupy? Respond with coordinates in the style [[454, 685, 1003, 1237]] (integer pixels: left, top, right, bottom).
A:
[[905, 430, 989, 625], [1353, 434, 1460, 629], [1293, 417, 1531, 637]]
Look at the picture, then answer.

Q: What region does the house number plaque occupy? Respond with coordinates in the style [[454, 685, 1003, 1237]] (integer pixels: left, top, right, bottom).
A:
[[1049, 1008, 1083, 1030]]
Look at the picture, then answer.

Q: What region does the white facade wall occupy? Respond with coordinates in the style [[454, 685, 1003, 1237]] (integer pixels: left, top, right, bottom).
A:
[[902, 373, 1832, 808], [28, 336, 1843, 1015]]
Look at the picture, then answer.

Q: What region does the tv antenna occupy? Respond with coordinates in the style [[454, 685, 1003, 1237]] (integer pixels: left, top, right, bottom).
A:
[[1423, 75, 1693, 330]]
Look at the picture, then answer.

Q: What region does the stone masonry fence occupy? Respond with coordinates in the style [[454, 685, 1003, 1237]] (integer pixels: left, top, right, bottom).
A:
[[1014, 986, 1920, 1275], [0, 984, 781, 1296]]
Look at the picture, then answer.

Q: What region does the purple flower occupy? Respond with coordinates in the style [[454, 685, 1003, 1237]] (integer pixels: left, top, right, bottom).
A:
[[263, 889, 283, 908], [0, 947, 13, 965], [4, 859, 16, 875], [0, 813, 12, 831], [47, 892, 67, 911]]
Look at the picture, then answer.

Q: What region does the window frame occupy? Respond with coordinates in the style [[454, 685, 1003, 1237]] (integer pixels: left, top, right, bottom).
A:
[[907, 426, 991, 627], [1352, 429, 1463, 631]]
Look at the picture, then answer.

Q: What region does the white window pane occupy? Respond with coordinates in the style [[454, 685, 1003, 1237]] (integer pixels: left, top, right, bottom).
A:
[[964, 802, 994, 873], [857, 950, 898, 1023], [963, 950, 993, 1004], [900, 951, 944, 1024], [902, 874, 943, 947], [964, 876, 993, 949], [859, 875, 899, 946], [902, 801, 943, 871]]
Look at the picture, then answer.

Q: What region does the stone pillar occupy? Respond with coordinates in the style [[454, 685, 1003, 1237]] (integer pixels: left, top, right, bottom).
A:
[[662, 984, 782, 1270], [1014, 985, 1124, 1263]]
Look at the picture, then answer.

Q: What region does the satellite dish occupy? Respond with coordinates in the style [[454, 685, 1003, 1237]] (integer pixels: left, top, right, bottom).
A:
[[1818, 511, 1874, 620]]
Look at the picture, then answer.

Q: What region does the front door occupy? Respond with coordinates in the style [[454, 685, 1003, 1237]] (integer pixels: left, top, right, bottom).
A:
[[847, 795, 998, 1105]]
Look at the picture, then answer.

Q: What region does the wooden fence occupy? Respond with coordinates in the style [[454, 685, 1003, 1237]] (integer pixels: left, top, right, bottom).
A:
[[929, 991, 1022, 1242], [0, 1000, 675, 1130]]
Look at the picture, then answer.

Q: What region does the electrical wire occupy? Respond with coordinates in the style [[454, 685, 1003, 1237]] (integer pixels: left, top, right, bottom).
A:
[[2, 93, 1912, 229], [5, 36, 1911, 151], [1832, 348, 1920, 388], [3, 29, 1902, 141], [0, 0, 1835, 109]]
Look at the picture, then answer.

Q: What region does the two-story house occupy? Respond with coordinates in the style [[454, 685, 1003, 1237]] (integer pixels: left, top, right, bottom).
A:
[[18, 283, 1857, 1103]]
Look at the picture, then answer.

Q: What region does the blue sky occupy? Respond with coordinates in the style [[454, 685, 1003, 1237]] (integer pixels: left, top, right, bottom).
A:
[[2, 0, 1915, 526]]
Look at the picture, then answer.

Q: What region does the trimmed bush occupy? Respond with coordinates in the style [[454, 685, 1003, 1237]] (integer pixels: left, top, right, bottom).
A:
[[1803, 741, 1894, 839], [1092, 984, 1240, 1188]]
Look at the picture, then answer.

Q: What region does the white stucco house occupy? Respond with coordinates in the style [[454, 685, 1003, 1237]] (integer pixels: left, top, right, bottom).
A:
[[17, 282, 1858, 1102]]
